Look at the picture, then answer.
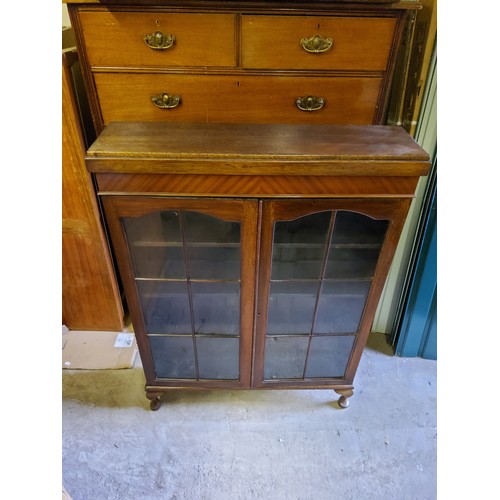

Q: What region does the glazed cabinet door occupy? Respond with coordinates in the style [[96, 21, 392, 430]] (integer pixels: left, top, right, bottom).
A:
[[102, 196, 258, 388], [253, 199, 410, 388]]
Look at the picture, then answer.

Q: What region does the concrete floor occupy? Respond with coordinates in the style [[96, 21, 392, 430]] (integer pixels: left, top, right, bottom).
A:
[[62, 333, 437, 500]]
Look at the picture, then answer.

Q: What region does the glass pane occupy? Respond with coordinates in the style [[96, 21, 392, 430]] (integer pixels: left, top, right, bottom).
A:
[[124, 211, 185, 279], [187, 246, 240, 280], [305, 336, 355, 378], [331, 211, 388, 245], [196, 337, 239, 380], [271, 212, 331, 280], [129, 246, 185, 279], [192, 282, 240, 335], [149, 336, 196, 379], [314, 281, 371, 334], [137, 281, 192, 334], [325, 247, 382, 280], [264, 336, 309, 380], [267, 281, 318, 335], [184, 212, 241, 280], [184, 211, 240, 243]]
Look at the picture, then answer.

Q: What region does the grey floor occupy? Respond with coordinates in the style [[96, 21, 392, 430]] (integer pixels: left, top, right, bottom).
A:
[[62, 333, 437, 500]]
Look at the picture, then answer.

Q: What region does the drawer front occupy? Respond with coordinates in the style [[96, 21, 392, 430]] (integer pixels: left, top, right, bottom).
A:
[[94, 73, 382, 125], [241, 15, 397, 71], [79, 11, 236, 67]]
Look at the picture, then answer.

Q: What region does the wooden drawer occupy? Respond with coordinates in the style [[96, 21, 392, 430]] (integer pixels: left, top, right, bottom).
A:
[[94, 73, 382, 125], [79, 11, 236, 68], [241, 15, 397, 71]]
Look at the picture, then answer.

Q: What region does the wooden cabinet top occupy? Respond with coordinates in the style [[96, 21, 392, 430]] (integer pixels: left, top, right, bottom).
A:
[[86, 122, 429, 176], [63, 0, 421, 9]]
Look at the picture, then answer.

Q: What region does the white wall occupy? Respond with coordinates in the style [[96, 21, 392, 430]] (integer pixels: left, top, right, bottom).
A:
[[372, 46, 437, 335], [63, 4, 71, 27]]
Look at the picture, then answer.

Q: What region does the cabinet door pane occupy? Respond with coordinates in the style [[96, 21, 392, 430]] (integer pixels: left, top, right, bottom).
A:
[[137, 281, 191, 334], [197, 337, 240, 380], [304, 336, 355, 378], [267, 281, 318, 334], [271, 212, 331, 280], [184, 212, 240, 280], [188, 246, 240, 280], [326, 247, 382, 280], [149, 336, 196, 379], [192, 282, 240, 335], [330, 211, 388, 245], [264, 336, 309, 380], [124, 211, 185, 279], [314, 281, 371, 334]]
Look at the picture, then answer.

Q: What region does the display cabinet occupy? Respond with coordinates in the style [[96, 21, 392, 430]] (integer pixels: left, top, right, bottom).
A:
[[86, 121, 429, 409]]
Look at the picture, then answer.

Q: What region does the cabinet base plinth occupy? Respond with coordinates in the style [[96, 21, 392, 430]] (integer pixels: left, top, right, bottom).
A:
[[143, 386, 356, 410]]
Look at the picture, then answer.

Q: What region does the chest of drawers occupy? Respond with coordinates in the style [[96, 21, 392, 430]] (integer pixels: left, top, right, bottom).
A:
[[68, 1, 418, 134], [65, 0, 427, 410]]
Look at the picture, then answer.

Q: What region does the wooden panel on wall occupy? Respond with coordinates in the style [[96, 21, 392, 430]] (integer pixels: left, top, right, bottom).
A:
[[62, 48, 124, 331]]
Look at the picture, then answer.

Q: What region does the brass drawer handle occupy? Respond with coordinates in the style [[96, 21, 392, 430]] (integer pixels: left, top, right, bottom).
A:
[[300, 35, 333, 54], [296, 96, 325, 112], [143, 31, 176, 50], [151, 93, 181, 109]]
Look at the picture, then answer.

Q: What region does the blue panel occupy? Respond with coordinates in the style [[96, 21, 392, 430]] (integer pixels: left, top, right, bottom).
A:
[[396, 179, 437, 360], [420, 288, 437, 360]]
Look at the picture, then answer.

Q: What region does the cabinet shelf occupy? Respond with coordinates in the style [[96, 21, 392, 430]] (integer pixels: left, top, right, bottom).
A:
[[135, 277, 240, 283], [132, 241, 240, 248], [148, 332, 241, 339], [132, 241, 382, 249]]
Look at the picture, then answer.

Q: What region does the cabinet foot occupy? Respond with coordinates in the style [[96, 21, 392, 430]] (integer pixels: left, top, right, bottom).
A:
[[334, 387, 353, 409], [338, 395, 349, 408], [146, 391, 162, 411]]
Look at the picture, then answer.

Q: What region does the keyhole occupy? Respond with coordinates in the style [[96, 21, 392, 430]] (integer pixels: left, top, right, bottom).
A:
[[155, 19, 160, 26], [317, 24, 320, 30]]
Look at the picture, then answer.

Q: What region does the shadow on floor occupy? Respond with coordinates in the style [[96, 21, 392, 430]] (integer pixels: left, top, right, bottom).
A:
[[62, 368, 149, 409], [62, 333, 394, 410], [62, 367, 348, 411], [365, 332, 395, 356]]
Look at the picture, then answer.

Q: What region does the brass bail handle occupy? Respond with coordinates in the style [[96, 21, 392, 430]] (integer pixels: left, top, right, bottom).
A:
[[143, 31, 176, 50], [151, 93, 181, 109], [296, 96, 325, 112], [300, 34, 333, 54]]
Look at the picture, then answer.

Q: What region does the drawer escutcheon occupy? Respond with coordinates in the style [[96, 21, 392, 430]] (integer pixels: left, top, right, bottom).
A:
[[151, 93, 181, 109], [300, 35, 333, 54], [143, 31, 176, 50]]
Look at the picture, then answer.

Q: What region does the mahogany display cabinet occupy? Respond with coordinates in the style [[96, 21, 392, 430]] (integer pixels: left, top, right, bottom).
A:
[[86, 122, 430, 409]]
